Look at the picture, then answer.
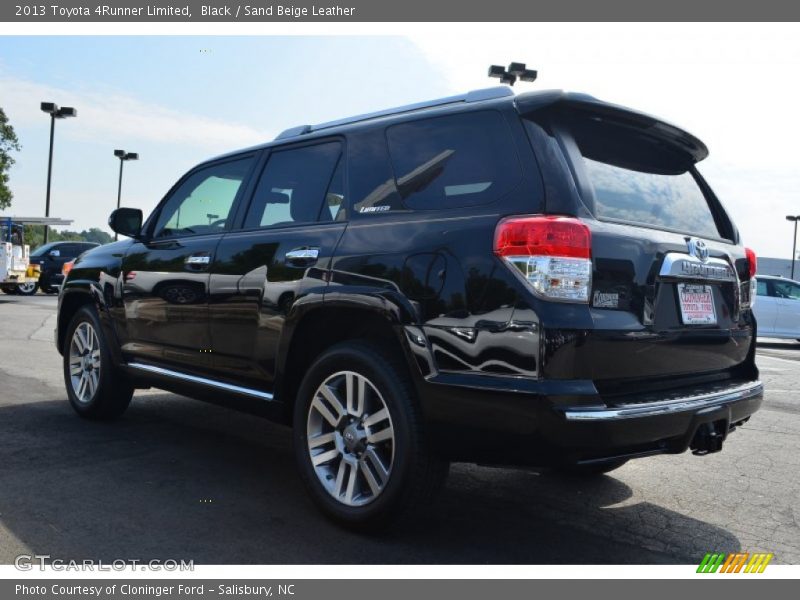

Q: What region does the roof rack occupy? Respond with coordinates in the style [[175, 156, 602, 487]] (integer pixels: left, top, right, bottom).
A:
[[274, 86, 514, 141]]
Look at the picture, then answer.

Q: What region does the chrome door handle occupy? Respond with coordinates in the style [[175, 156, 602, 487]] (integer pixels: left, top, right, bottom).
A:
[[185, 255, 211, 265], [285, 248, 319, 261], [185, 254, 212, 271]]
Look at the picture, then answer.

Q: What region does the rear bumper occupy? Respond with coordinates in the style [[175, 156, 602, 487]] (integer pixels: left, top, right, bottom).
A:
[[1, 271, 29, 284], [420, 375, 763, 466], [550, 380, 762, 462], [561, 381, 762, 421]]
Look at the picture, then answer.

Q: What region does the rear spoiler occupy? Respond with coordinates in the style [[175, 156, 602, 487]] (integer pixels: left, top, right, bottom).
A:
[[514, 90, 709, 163]]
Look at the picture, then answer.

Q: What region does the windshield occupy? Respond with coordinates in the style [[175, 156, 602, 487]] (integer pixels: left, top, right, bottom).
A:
[[31, 242, 59, 257]]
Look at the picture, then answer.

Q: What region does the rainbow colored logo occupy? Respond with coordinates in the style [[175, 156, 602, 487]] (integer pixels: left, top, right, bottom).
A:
[[697, 552, 773, 573]]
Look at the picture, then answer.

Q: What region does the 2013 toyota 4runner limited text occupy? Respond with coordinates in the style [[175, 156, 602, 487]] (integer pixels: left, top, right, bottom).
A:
[[56, 86, 763, 527]]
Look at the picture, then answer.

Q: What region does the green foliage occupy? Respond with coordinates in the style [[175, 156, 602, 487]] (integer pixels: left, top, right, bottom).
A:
[[0, 107, 22, 211], [23, 225, 114, 249]]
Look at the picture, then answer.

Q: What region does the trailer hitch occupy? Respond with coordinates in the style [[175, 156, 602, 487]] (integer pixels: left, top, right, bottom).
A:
[[690, 420, 728, 455]]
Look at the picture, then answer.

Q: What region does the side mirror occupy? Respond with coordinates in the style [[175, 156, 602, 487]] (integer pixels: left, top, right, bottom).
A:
[[49, 250, 61, 258], [109, 208, 143, 239]]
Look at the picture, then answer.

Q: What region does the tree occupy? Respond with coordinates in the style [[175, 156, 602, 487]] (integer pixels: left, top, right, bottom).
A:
[[22, 225, 114, 249], [0, 107, 21, 210], [80, 227, 113, 245]]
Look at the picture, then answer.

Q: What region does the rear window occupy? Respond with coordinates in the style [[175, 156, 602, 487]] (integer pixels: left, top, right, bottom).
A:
[[556, 110, 722, 239], [386, 111, 520, 210], [582, 159, 720, 239]]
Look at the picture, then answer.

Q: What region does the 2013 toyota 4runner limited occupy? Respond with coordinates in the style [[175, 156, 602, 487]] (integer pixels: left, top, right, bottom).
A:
[[56, 86, 763, 527]]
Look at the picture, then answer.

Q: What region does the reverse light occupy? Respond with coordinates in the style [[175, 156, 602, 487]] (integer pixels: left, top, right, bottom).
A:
[[494, 215, 592, 303]]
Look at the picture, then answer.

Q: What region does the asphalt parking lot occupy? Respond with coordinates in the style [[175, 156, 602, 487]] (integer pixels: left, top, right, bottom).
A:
[[0, 293, 798, 565]]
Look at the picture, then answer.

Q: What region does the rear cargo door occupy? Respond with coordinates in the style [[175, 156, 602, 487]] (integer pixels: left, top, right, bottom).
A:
[[524, 104, 754, 386]]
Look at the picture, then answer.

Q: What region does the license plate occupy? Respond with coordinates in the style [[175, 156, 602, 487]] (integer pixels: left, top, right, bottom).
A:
[[677, 283, 717, 325]]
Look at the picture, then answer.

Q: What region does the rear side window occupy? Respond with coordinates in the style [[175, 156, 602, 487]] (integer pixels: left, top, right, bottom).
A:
[[244, 142, 342, 229], [386, 111, 520, 210]]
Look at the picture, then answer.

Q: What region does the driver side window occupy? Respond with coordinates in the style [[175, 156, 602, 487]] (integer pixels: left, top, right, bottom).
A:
[[153, 156, 254, 238]]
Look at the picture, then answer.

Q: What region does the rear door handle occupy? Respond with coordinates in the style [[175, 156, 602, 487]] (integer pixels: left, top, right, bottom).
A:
[[285, 247, 319, 266], [185, 254, 211, 270]]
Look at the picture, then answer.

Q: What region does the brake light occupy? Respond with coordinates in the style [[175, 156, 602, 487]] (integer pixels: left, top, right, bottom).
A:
[[739, 247, 758, 310], [494, 215, 592, 303], [62, 260, 74, 276], [745, 247, 757, 279]]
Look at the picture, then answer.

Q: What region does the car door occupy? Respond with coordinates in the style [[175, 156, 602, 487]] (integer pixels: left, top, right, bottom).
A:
[[773, 279, 800, 337], [754, 278, 778, 335], [119, 154, 256, 374], [207, 140, 347, 390]]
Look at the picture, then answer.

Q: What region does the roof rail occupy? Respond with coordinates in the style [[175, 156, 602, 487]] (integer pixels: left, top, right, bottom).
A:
[[274, 86, 514, 141]]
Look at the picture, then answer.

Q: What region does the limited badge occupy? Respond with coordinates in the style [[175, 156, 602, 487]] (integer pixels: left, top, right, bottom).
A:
[[593, 290, 619, 308]]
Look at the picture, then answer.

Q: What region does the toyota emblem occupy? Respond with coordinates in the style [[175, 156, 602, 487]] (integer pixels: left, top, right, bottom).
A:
[[687, 238, 709, 263]]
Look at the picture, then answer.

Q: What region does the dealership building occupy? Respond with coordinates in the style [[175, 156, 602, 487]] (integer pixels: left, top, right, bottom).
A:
[[758, 257, 799, 279]]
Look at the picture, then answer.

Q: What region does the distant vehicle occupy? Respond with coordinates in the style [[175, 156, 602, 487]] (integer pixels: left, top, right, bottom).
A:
[[0, 218, 36, 294], [754, 275, 800, 341], [1, 216, 77, 295], [22, 241, 99, 295]]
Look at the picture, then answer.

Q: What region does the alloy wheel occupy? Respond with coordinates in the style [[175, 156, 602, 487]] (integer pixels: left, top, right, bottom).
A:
[[68, 322, 102, 404], [306, 371, 395, 507]]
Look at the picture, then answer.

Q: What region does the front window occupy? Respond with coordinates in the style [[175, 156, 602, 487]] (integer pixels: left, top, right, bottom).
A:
[[31, 242, 59, 257], [153, 156, 254, 238]]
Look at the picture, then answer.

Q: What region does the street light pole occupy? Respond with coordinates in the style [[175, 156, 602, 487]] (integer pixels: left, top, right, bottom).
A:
[[787, 215, 800, 280], [40, 102, 77, 244], [44, 113, 55, 244], [113, 150, 139, 241]]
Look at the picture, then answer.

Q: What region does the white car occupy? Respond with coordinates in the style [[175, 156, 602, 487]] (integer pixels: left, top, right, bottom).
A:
[[754, 275, 800, 342]]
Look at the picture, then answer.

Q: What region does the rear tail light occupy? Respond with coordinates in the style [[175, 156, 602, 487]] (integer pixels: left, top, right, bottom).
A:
[[494, 215, 592, 303], [741, 247, 757, 310], [62, 260, 74, 277], [745, 247, 757, 279]]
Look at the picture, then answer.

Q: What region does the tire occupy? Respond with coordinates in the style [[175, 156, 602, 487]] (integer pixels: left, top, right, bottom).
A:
[[63, 305, 133, 420], [1, 285, 18, 294], [554, 458, 629, 477], [16, 281, 38, 296], [293, 341, 448, 529]]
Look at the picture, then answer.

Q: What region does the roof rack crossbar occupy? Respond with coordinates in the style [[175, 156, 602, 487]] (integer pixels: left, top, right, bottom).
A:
[[273, 86, 513, 141]]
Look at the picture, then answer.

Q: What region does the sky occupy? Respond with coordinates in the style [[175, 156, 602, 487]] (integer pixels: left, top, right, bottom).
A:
[[0, 24, 799, 259]]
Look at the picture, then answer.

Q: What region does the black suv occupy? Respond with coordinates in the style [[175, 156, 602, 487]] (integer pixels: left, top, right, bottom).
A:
[[16, 241, 99, 295], [56, 87, 763, 526]]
